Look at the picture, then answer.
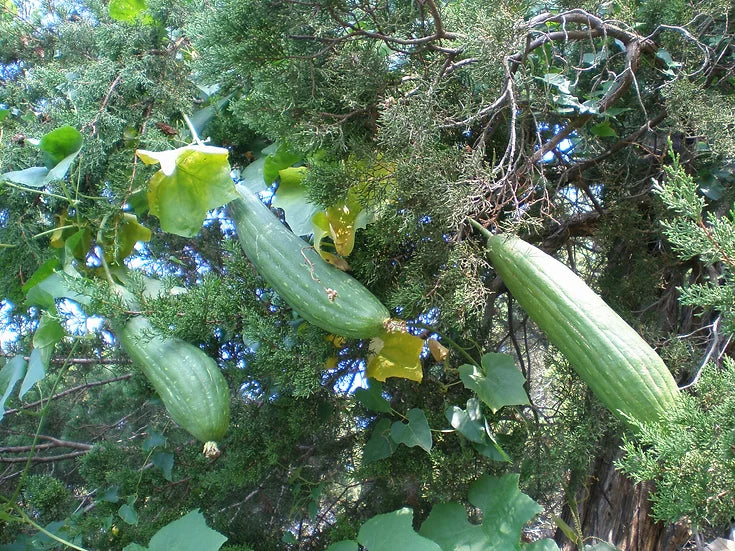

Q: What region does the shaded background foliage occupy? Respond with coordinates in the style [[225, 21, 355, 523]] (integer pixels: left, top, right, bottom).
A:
[[1, 0, 735, 549]]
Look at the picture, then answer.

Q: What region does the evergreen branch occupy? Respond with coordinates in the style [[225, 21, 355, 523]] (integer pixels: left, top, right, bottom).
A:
[[2, 373, 133, 416], [325, 4, 459, 47], [443, 9, 657, 131], [1, 181, 79, 204], [531, 38, 645, 164], [680, 316, 721, 390], [15, 509, 90, 551], [524, 10, 656, 55], [556, 112, 668, 186], [0, 354, 131, 365]]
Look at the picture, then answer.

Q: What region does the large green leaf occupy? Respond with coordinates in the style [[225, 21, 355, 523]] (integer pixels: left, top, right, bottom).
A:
[[391, 408, 432, 453], [419, 474, 543, 551], [363, 418, 396, 463], [104, 213, 152, 264], [19, 347, 50, 398], [119, 499, 139, 526], [39, 125, 83, 168], [271, 166, 319, 236], [2, 126, 83, 187], [263, 144, 301, 185], [445, 399, 485, 444], [2, 166, 50, 188], [109, 0, 153, 23], [0, 356, 27, 422], [459, 353, 529, 413], [145, 510, 227, 551], [137, 145, 238, 237], [468, 474, 543, 545], [326, 542, 359, 551], [152, 452, 174, 481], [355, 379, 392, 413], [446, 398, 509, 461], [25, 271, 93, 308], [359, 508, 441, 551], [21, 258, 59, 293], [33, 313, 65, 349], [419, 503, 487, 550], [525, 540, 561, 550]]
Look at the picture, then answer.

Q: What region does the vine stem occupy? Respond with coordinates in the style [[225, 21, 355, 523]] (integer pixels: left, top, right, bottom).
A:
[[16, 509, 90, 551], [10, 340, 80, 505], [32, 224, 77, 240], [0, 341, 90, 550], [2, 181, 79, 204], [183, 113, 204, 146], [412, 322, 481, 367]]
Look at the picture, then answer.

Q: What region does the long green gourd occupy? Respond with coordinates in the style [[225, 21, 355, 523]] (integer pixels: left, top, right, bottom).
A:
[[118, 316, 230, 457], [229, 184, 391, 339], [471, 220, 681, 424]]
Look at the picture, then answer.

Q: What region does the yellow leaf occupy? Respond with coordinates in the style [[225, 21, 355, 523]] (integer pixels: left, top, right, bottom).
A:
[[50, 211, 68, 249], [325, 334, 347, 348], [311, 210, 352, 270], [325, 356, 339, 370], [325, 202, 359, 256], [366, 330, 425, 383]]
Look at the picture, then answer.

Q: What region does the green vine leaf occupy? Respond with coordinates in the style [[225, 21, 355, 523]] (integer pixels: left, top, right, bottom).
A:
[[445, 398, 485, 444], [419, 474, 544, 551], [118, 499, 139, 526], [0, 356, 27, 422], [325, 541, 359, 551], [136, 145, 238, 237], [446, 398, 510, 461], [2, 166, 50, 188], [2, 125, 83, 187], [263, 144, 301, 185], [525, 540, 562, 550], [33, 314, 64, 349], [20, 347, 49, 398], [355, 379, 392, 413], [363, 418, 396, 463], [459, 353, 529, 413], [271, 165, 318, 236], [143, 428, 167, 451], [124, 510, 227, 551], [39, 125, 83, 169], [419, 503, 486, 550], [391, 408, 432, 453], [359, 508, 441, 551], [152, 452, 174, 482], [104, 213, 152, 264], [109, 0, 153, 24], [590, 121, 618, 138]]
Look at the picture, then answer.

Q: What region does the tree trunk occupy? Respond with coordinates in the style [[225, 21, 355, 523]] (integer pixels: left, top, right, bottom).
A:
[[554, 441, 690, 551]]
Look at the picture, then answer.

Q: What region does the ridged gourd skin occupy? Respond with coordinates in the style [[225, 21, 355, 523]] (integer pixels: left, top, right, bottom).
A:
[[229, 183, 391, 339], [118, 316, 230, 443], [477, 227, 681, 425]]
